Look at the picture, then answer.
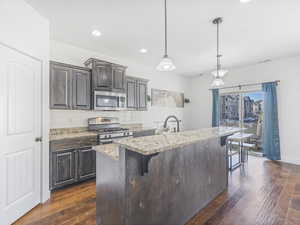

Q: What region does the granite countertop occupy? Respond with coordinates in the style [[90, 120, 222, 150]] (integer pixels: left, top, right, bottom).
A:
[[93, 136, 135, 160], [50, 130, 98, 141], [49, 125, 156, 141], [114, 127, 243, 156], [93, 144, 120, 160]]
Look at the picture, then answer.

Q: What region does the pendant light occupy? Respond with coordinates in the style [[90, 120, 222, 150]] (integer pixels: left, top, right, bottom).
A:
[[156, 0, 176, 71], [211, 17, 227, 87]]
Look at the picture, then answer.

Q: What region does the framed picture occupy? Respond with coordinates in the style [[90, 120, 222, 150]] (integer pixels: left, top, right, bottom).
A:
[[151, 89, 184, 108]]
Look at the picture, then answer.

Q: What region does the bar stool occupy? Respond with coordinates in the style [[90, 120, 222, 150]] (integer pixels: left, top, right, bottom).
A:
[[226, 132, 254, 171]]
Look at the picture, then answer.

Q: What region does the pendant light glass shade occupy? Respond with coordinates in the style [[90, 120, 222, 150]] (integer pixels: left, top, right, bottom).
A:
[[211, 77, 225, 87], [211, 68, 228, 78], [156, 55, 176, 71]]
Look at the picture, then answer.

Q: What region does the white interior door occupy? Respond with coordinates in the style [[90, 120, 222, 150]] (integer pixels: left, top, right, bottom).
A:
[[0, 44, 42, 224]]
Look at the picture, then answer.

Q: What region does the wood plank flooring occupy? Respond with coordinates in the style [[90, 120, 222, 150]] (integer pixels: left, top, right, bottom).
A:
[[14, 156, 300, 225]]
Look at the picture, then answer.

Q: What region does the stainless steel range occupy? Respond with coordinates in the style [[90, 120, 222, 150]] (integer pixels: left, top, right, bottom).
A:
[[88, 117, 133, 144]]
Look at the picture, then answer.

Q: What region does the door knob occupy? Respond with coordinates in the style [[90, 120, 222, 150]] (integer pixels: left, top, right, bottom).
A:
[[35, 137, 43, 142]]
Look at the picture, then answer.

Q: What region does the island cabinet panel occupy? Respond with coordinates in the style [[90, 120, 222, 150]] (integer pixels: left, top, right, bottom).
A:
[[126, 76, 149, 111], [50, 61, 91, 110], [96, 137, 228, 225], [51, 149, 77, 189], [78, 148, 96, 181], [72, 69, 91, 110], [96, 151, 126, 225], [50, 64, 72, 109]]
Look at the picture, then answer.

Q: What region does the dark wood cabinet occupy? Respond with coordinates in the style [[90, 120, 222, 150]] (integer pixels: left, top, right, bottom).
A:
[[137, 80, 148, 110], [85, 58, 127, 92], [50, 147, 96, 190], [51, 149, 77, 189], [112, 65, 126, 91], [126, 77, 137, 109], [93, 62, 112, 90], [50, 135, 97, 190], [50, 64, 72, 109], [78, 148, 96, 181], [72, 69, 91, 110], [126, 76, 149, 111], [50, 61, 91, 110]]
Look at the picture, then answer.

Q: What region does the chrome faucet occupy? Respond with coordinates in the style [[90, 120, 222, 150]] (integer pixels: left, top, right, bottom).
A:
[[163, 115, 180, 132]]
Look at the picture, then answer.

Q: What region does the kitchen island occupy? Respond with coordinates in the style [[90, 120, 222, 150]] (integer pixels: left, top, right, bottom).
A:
[[94, 127, 241, 225]]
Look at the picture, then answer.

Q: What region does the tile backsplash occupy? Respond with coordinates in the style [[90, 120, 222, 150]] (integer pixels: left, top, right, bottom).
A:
[[50, 106, 185, 130]]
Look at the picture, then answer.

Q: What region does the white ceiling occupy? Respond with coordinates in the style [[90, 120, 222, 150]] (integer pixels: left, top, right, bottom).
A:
[[26, 0, 300, 76]]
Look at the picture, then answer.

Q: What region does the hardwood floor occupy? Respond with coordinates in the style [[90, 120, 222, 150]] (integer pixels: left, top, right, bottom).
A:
[[14, 156, 300, 225]]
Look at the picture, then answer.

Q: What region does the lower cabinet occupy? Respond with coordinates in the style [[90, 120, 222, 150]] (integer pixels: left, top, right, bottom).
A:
[[78, 148, 96, 181], [51, 149, 77, 189], [50, 147, 96, 190]]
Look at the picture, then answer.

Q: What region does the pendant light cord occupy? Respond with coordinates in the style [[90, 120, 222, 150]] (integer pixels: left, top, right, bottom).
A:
[[213, 18, 223, 77], [164, 0, 168, 57], [216, 19, 220, 77]]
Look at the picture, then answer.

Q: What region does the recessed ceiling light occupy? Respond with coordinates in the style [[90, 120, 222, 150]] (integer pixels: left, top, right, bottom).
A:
[[258, 59, 272, 64], [91, 29, 102, 37], [240, 0, 252, 3], [139, 48, 148, 53]]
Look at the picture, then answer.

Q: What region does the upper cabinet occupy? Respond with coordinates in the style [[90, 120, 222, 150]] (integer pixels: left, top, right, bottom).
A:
[[85, 58, 127, 93], [50, 59, 149, 111], [126, 76, 149, 111], [112, 65, 126, 91], [92, 61, 112, 90], [50, 63, 72, 109], [126, 77, 137, 110], [137, 80, 148, 110], [72, 69, 91, 110], [50, 61, 91, 110]]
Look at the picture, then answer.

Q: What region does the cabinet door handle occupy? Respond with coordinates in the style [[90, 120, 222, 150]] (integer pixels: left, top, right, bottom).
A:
[[35, 137, 43, 142]]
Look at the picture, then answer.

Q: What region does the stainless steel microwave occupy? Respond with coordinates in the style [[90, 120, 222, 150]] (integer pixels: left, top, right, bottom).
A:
[[93, 91, 126, 111]]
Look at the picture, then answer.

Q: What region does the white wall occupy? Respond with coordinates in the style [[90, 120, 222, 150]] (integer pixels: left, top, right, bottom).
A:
[[50, 40, 190, 129], [186, 56, 300, 165], [0, 0, 50, 202]]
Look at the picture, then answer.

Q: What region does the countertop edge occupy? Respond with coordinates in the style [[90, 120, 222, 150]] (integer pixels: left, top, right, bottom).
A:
[[115, 128, 243, 155], [93, 144, 120, 160]]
